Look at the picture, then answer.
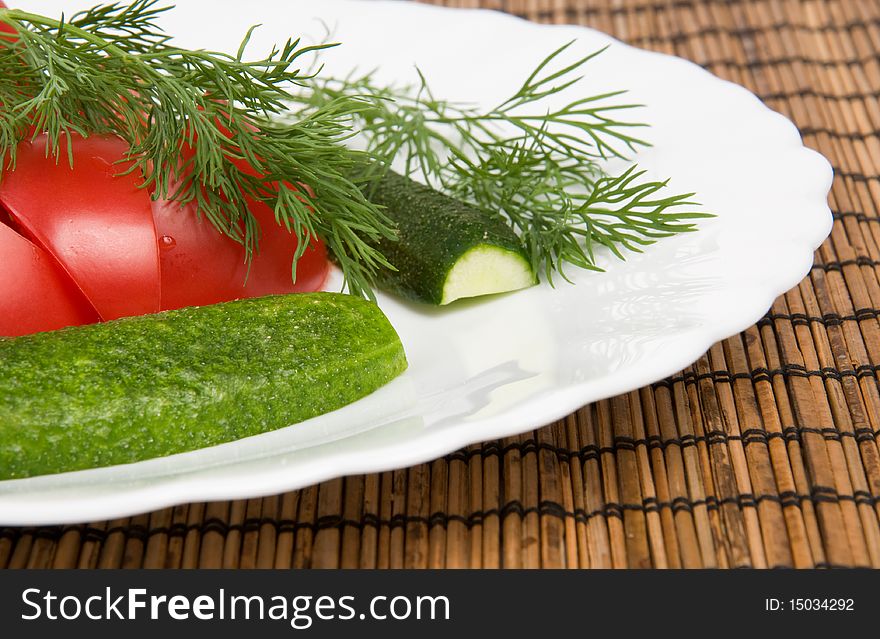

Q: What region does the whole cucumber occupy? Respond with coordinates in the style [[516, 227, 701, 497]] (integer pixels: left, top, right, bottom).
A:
[[0, 293, 407, 480], [362, 170, 537, 305]]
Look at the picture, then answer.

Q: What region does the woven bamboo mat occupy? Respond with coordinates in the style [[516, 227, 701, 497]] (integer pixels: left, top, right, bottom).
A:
[[3, 0, 880, 569]]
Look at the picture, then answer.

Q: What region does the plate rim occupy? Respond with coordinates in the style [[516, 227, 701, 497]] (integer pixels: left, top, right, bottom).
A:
[[0, 0, 833, 525]]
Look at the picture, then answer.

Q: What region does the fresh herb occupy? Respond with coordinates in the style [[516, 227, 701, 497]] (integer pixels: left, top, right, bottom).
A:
[[0, 1, 706, 297], [0, 0, 394, 297], [298, 42, 708, 281]]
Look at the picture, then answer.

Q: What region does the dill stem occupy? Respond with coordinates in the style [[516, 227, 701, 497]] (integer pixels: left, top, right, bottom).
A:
[[1, 9, 137, 62]]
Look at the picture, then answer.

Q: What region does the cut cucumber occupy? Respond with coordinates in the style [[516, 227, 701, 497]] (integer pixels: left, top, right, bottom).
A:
[[440, 244, 536, 305], [0, 293, 407, 480], [362, 170, 537, 305]]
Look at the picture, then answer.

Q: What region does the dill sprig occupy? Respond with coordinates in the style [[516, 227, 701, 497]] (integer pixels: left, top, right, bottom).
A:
[[0, 0, 707, 297], [298, 42, 708, 281], [0, 0, 395, 297]]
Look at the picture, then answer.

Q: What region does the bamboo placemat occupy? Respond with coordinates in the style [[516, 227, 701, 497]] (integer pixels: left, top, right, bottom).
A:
[[3, 0, 880, 569]]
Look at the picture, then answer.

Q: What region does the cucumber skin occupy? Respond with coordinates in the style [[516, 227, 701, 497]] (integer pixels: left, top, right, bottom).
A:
[[363, 170, 533, 304], [0, 293, 407, 480]]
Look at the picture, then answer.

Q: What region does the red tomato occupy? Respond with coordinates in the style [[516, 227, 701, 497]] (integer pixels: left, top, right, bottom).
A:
[[0, 221, 99, 336], [0, 134, 162, 321], [0, 80, 329, 333], [153, 137, 328, 310], [0, 1, 15, 39], [152, 195, 329, 311]]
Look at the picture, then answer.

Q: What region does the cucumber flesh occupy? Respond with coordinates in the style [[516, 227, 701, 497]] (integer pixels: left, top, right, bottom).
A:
[[361, 170, 537, 305], [441, 243, 536, 305], [0, 292, 407, 480]]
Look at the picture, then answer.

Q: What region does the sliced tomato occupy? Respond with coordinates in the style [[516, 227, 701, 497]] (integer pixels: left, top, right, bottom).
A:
[[0, 221, 99, 336], [153, 130, 329, 310], [152, 195, 329, 311], [0, 1, 15, 39], [0, 134, 162, 320]]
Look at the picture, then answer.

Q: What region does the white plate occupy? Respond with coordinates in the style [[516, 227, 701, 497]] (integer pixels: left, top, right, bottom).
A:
[[0, 0, 832, 525]]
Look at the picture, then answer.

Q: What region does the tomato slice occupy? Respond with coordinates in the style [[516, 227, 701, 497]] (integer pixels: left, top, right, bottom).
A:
[[0, 134, 162, 320], [152, 128, 328, 309], [0, 221, 99, 336], [0, 1, 15, 39], [152, 195, 329, 311]]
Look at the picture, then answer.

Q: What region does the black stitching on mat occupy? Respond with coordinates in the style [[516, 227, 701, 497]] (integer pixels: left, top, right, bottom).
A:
[[605, 0, 752, 13], [799, 126, 880, 140], [834, 211, 880, 224], [631, 30, 880, 50], [758, 308, 880, 328], [651, 364, 880, 389], [201, 517, 229, 536], [813, 257, 880, 271], [14, 488, 880, 544], [489, 428, 876, 459], [83, 526, 107, 542], [700, 54, 880, 71], [440, 427, 879, 469], [612, 436, 636, 451], [629, 19, 880, 41], [31, 527, 64, 541], [478, 441, 589, 464], [833, 169, 879, 182], [762, 87, 880, 102], [315, 514, 343, 529]]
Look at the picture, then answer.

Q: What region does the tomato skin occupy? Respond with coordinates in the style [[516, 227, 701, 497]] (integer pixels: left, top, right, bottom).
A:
[[0, 222, 99, 336], [152, 196, 329, 311], [0, 131, 329, 332], [153, 134, 329, 310], [0, 93, 329, 331], [0, 134, 162, 321], [0, 1, 16, 39]]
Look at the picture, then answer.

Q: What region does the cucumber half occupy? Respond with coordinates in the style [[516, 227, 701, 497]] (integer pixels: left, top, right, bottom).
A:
[[440, 243, 536, 305], [0, 293, 407, 480], [361, 170, 537, 305]]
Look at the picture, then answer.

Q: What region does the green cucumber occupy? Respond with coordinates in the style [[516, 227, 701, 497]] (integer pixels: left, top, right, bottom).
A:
[[363, 170, 537, 305], [0, 293, 407, 480]]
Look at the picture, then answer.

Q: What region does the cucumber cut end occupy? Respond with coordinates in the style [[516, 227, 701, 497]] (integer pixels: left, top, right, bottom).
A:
[[440, 244, 537, 305]]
